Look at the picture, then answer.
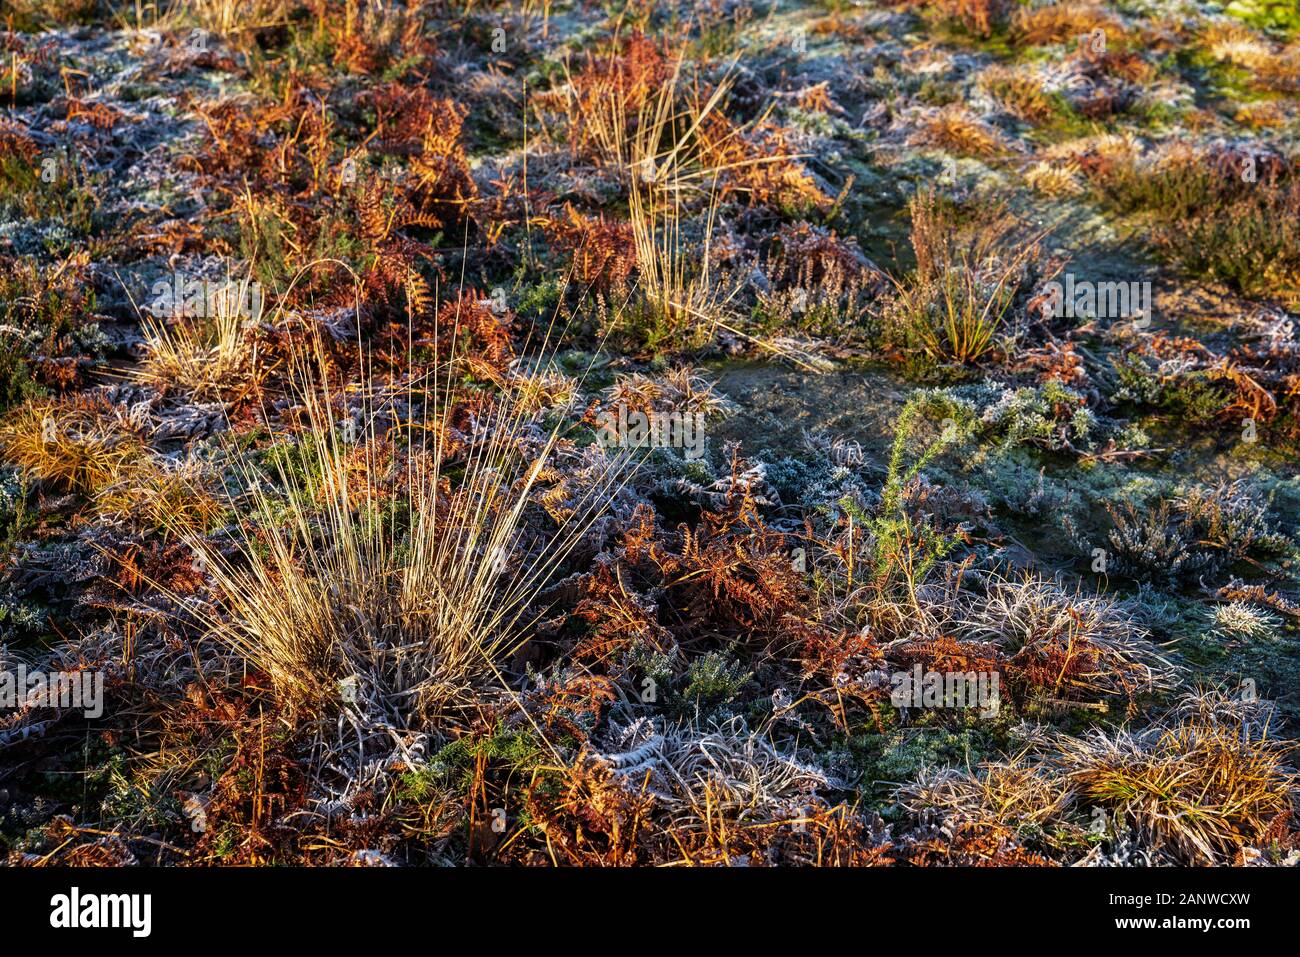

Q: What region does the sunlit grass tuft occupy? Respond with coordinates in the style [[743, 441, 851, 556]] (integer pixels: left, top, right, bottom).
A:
[[0, 397, 143, 494], [172, 307, 632, 731]]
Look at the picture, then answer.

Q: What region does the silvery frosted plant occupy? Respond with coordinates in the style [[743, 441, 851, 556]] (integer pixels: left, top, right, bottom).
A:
[[1210, 601, 1282, 642]]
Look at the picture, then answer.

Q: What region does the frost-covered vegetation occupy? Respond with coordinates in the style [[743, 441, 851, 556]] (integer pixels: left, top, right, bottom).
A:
[[0, 0, 1298, 866]]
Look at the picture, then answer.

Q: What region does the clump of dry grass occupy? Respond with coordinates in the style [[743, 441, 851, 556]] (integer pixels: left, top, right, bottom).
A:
[[899, 750, 1076, 832], [551, 37, 833, 354], [505, 714, 890, 866], [0, 396, 144, 494], [555, 36, 818, 205], [4, 0, 98, 29], [626, 175, 728, 348], [884, 189, 1042, 366], [94, 455, 225, 536], [1209, 601, 1282, 642], [1201, 19, 1275, 70], [960, 575, 1174, 703], [1025, 159, 1088, 196], [1011, 1, 1123, 47], [911, 105, 1012, 158], [549, 42, 832, 358], [979, 65, 1064, 125], [1234, 100, 1289, 130], [603, 365, 734, 420], [1078, 139, 1218, 216], [133, 274, 259, 402], [895, 0, 1011, 39], [183, 0, 288, 36], [1060, 690, 1296, 864], [1201, 19, 1300, 93], [178, 323, 632, 733], [899, 690, 1297, 865], [585, 716, 884, 865], [113, 0, 290, 36], [592, 51, 738, 346]]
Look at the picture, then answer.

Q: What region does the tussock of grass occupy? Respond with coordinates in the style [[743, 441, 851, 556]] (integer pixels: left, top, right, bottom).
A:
[[1061, 691, 1296, 864], [176, 325, 632, 730], [900, 690, 1297, 865], [899, 751, 1075, 832], [962, 575, 1174, 702], [133, 273, 259, 402], [0, 397, 143, 494], [94, 456, 225, 536], [1011, 1, 1124, 48], [885, 189, 1044, 367], [895, 0, 1011, 40], [911, 105, 1013, 158]]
